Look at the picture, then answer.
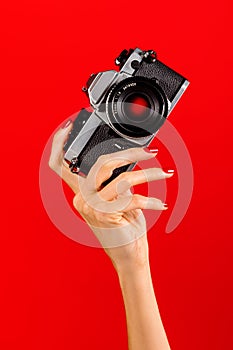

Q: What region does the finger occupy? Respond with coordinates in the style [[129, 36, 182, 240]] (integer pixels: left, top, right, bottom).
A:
[[99, 168, 174, 201], [81, 193, 167, 214], [118, 194, 168, 212], [86, 147, 158, 191], [49, 120, 73, 172], [48, 120, 84, 193]]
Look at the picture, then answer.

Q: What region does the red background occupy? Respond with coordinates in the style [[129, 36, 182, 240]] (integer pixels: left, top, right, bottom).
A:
[[0, 0, 232, 349]]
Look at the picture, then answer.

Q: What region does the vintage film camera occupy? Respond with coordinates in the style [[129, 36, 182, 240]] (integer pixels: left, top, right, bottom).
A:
[[64, 48, 189, 185]]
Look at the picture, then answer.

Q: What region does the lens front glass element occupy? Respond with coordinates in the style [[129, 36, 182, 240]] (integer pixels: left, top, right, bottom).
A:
[[107, 77, 168, 138], [123, 94, 151, 120]]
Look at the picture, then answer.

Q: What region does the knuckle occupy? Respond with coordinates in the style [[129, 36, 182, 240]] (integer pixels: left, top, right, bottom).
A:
[[146, 197, 160, 210], [156, 168, 165, 177], [81, 202, 90, 216], [73, 193, 94, 216], [94, 210, 106, 224], [118, 172, 130, 182], [98, 154, 110, 164], [155, 198, 163, 208], [98, 161, 113, 177], [129, 147, 141, 156], [123, 148, 136, 161], [73, 193, 83, 211], [92, 154, 110, 172], [133, 194, 141, 203], [145, 168, 160, 181], [48, 159, 54, 169], [72, 195, 79, 209], [48, 159, 57, 172], [52, 132, 60, 143], [132, 194, 142, 207]]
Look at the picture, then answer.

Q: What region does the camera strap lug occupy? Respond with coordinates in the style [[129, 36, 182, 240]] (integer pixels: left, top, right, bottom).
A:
[[69, 157, 80, 174]]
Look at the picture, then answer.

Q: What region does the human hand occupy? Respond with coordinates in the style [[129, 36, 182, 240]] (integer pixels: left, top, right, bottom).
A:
[[49, 121, 174, 272]]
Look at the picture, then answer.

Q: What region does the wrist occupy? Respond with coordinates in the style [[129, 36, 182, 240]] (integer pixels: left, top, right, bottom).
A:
[[105, 234, 150, 275]]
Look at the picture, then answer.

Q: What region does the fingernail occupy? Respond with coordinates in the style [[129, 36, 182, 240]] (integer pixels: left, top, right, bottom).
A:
[[163, 169, 175, 174], [77, 171, 87, 178], [143, 147, 158, 154], [62, 119, 72, 128], [163, 203, 168, 209]]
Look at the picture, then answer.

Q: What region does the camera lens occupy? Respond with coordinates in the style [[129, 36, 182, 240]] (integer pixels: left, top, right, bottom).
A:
[[106, 77, 168, 138]]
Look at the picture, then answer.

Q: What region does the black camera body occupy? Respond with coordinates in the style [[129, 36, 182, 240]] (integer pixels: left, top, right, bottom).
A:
[[64, 48, 189, 184]]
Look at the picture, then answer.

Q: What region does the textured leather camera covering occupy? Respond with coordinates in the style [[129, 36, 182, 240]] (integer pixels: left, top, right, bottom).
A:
[[135, 60, 185, 101], [78, 123, 137, 184]]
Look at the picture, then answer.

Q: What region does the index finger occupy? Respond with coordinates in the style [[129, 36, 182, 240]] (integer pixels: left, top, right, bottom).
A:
[[86, 147, 158, 192]]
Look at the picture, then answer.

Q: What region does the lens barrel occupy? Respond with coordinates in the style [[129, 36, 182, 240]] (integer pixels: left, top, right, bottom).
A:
[[106, 77, 168, 138]]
